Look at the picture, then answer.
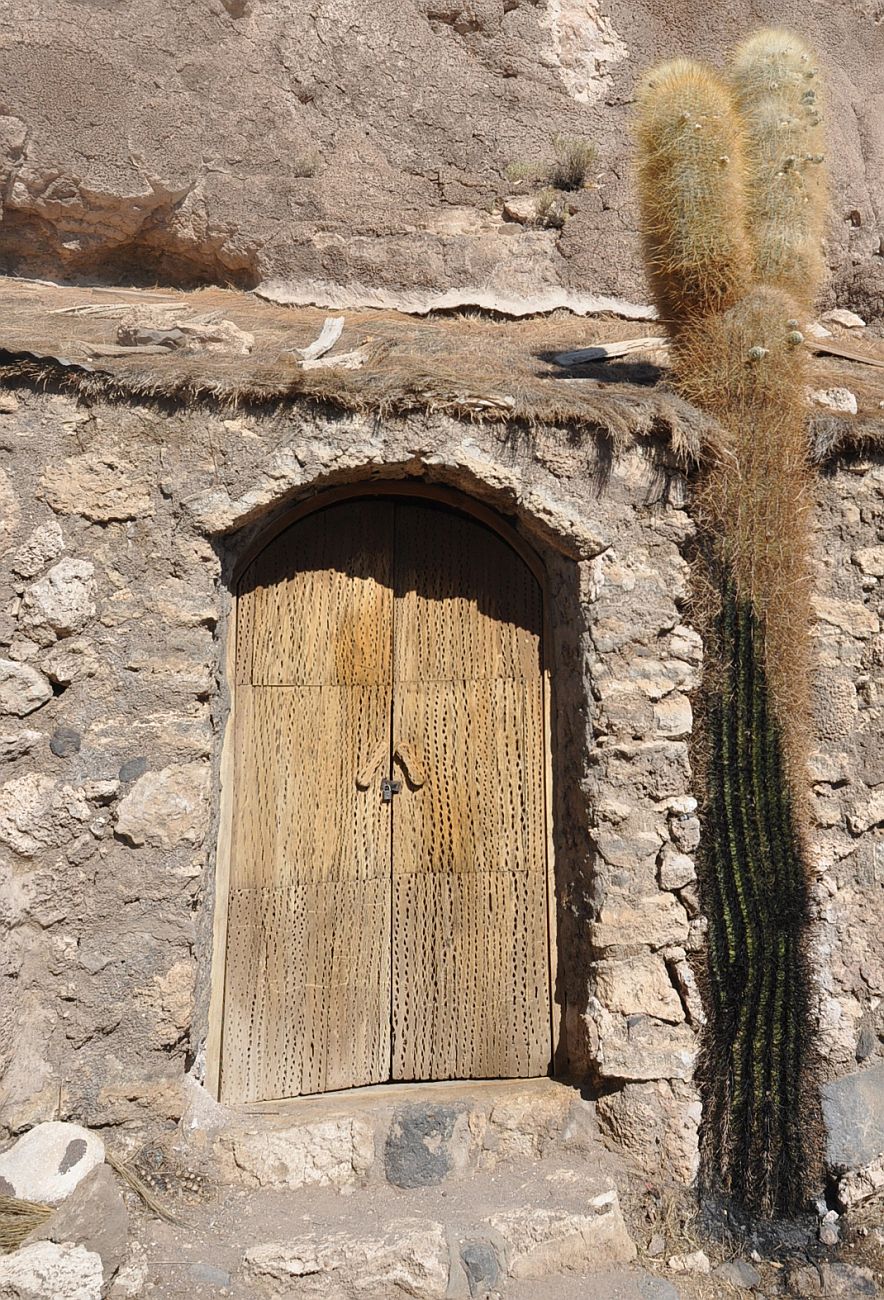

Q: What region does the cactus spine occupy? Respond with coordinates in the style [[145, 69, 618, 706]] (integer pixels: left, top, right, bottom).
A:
[[636, 60, 752, 327], [730, 30, 827, 305], [635, 32, 828, 1216]]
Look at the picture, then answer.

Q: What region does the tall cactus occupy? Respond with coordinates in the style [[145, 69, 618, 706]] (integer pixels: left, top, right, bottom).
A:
[[730, 30, 827, 305], [635, 32, 828, 1216]]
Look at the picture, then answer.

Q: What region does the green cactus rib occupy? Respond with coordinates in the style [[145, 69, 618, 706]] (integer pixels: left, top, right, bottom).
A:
[[697, 577, 820, 1216]]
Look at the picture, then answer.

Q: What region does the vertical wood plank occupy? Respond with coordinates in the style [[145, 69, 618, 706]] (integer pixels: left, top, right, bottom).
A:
[[391, 503, 550, 1081], [220, 502, 394, 1102]]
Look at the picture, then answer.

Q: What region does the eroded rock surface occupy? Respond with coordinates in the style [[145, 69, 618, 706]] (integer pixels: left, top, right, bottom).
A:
[[0, 2, 881, 316]]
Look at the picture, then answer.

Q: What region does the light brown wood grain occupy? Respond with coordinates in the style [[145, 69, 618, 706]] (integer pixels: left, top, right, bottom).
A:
[[219, 494, 551, 1101]]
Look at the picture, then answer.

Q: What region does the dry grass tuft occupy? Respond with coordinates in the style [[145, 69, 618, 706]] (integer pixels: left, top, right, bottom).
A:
[[0, 1195, 53, 1254], [106, 1152, 185, 1226], [548, 134, 598, 191], [505, 134, 597, 193]]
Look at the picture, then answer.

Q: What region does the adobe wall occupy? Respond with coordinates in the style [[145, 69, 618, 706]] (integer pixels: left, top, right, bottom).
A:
[[0, 382, 880, 1193]]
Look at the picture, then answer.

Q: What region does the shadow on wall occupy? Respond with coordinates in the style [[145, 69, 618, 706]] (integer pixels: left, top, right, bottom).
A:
[[205, 479, 595, 1096]]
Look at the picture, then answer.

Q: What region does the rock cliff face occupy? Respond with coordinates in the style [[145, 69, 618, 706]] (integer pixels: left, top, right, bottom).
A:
[[0, 2, 881, 314]]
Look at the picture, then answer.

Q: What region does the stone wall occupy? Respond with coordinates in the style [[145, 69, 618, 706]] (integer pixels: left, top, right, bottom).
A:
[[0, 380, 880, 1194]]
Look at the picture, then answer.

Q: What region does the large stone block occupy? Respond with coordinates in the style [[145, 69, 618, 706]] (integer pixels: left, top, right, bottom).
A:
[[27, 1164, 128, 1282], [594, 954, 684, 1023], [0, 1122, 105, 1205], [0, 1241, 103, 1300], [596, 1080, 701, 1183], [0, 660, 52, 717], [589, 1002, 697, 1083], [488, 1192, 636, 1280], [481, 1087, 573, 1163], [812, 596, 879, 639], [384, 1104, 469, 1187], [590, 894, 690, 953], [223, 1117, 375, 1190], [243, 1220, 449, 1298]]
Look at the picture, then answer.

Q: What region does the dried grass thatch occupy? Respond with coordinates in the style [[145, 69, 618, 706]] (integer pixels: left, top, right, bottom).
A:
[[0, 1195, 53, 1254], [0, 277, 880, 469]]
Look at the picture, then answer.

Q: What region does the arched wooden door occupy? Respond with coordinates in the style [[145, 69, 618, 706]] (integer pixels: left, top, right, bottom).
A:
[[219, 494, 551, 1103]]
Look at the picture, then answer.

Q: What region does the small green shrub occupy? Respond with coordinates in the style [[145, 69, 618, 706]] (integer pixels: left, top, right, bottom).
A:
[[549, 134, 597, 191], [505, 135, 597, 193], [533, 188, 568, 229]]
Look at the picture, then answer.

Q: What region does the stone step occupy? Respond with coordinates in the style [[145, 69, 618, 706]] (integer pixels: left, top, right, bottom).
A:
[[181, 1076, 605, 1194], [111, 1145, 655, 1300]]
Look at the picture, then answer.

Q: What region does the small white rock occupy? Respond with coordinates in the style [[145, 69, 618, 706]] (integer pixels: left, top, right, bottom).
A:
[[819, 1219, 840, 1246], [808, 387, 858, 415], [668, 1249, 711, 1274], [0, 660, 53, 717], [0, 1121, 105, 1204], [502, 195, 539, 225], [806, 320, 833, 339], [821, 308, 866, 329]]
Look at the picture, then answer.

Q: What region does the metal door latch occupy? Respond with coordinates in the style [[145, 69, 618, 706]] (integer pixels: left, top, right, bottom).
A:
[[381, 777, 402, 802]]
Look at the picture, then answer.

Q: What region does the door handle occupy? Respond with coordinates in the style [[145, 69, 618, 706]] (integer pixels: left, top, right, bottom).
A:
[[356, 736, 388, 790], [394, 741, 426, 789]]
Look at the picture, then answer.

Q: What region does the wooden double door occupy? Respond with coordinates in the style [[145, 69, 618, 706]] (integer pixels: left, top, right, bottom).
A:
[[219, 493, 551, 1103]]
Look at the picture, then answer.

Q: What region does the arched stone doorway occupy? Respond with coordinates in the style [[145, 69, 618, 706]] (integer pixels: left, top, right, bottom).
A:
[[214, 485, 556, 1103]]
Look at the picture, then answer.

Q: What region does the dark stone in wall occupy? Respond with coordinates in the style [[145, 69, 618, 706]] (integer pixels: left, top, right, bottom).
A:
[[384, 1104, 462, 1188], [50, 726, 81, 757]]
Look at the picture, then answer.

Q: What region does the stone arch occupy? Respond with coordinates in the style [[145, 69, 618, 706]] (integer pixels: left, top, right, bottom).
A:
[[202, 470, 596, 1096]]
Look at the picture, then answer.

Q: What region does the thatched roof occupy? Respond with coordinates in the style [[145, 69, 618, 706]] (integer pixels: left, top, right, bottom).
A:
[[0, 277, 881, 467]]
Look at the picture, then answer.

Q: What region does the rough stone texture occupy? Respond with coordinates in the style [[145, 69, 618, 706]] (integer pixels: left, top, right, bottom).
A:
[[817, 1262, 877, 1297], [40, 455, 154, 523], [0, 380, 877, 1204], [11, 520, 64, 580], [114, 763, 211, 849], [243, 1220, 450, 1298], [822, 1062, 884, 1170], [0, 1122, 104, 1203], [0, 386, 706, 1162], [0, 1241, 103, 1300], [27, 1163, 128, 1282], [836, 1154, 884, 1210], [0, 4, 881, 320], [384, 1104, 469, 1188], [0, 660, 52, 717], [810, 463, 884, 1097], [221, 1118, 376, 1189], [0, 730, 41, 763], [489, 1193, 636, 1279]]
